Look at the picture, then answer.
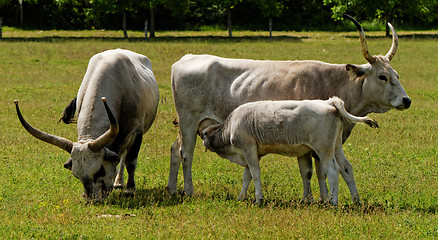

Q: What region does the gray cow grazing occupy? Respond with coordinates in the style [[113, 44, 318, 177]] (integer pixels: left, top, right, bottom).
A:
[[15, 49, 159, 201], [168, 15, 411, 204], [200, 97, 379, 205]]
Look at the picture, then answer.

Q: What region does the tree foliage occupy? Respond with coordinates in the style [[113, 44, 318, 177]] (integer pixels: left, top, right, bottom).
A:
[[324, 0, 438, 35], [1, 0, 438, 32]]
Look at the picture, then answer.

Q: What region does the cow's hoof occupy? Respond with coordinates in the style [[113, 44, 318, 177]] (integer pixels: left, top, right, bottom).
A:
[[301, 196, 314, 204], [166, 186, 178, 195], [183, 188, 194, 196], [237, 194, 246, 202], [113, 182, 124, 189], [254, 198, 264, 206], [124, 188, 136, 197]]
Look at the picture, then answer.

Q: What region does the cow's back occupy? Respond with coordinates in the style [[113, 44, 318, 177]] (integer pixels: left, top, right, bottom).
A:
[[172, 54, 348, 126], [77, 49, 159, 141]]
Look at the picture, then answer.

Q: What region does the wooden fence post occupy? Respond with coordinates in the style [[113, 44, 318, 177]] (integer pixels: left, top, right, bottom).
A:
[[0, 17, 3, 40]]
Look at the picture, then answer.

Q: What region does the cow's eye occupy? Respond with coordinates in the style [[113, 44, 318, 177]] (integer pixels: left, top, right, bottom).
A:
[[379, 75, 388, 82]]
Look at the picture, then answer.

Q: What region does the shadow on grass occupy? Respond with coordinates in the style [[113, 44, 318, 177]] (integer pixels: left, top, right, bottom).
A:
[[346, 33, 438, 39], [100, 183, 438, 215], [104, 186, 189, 208], [0, 35, 306, 43], [260, 197, 438, 214], [102, 186, 437, 215]]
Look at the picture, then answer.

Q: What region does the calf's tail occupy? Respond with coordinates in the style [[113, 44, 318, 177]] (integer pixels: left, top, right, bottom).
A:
[[329, 97, 379, 128]]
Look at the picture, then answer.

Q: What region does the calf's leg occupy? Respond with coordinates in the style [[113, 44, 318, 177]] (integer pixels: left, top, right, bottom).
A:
[[335, 139, 361, 204], [243, 145, 264, 204], [314, 157, 329, 203], [316, 149, 340, 205]]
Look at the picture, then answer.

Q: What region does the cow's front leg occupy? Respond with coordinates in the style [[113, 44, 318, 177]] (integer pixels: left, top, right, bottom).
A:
[[238, 166, 252, 201], [298, 153, 314, 203], [124, 132, 143, 195], [113, 153, 126, 189]]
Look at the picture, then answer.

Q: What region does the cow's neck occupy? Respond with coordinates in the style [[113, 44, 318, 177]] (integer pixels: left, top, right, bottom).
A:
[[317, 67, 367, 117], [339, 77, 386, 118], [76, 97, 112, 142]]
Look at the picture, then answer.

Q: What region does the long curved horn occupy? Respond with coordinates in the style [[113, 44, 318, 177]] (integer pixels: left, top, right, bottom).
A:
[[385, 22, 398, 61], [344, 14, 377, 64], [88, 97, 119, 152], [14, 100, 73, 153]]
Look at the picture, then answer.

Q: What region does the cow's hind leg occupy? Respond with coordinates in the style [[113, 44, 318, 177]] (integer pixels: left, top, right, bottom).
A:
[[123, 132, 143, 195], [168, 133, 182, 195], [298, 153, 314, 203], [168, 125, 197, 196]]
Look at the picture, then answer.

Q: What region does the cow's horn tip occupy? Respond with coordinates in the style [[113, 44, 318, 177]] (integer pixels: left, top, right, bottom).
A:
[[101, 97, 106, 102], [14, 100, 19, 105]]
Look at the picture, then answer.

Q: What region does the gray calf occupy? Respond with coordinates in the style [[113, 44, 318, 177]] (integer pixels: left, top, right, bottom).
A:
[[201, 97, 378, 205]]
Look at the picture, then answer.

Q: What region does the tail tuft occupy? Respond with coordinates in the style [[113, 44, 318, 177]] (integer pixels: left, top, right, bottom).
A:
[[58, 97, 77, 124], [363, 118, 379, 128]]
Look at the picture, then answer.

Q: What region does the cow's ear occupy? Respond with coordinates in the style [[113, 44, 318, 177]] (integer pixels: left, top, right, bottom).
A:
[[64, 158, 72, 170], [346, 64, 365, 77], [104, 148, 120, 165]]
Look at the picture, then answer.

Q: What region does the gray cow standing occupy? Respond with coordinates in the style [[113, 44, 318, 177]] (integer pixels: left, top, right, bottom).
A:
[[15, 49, 159, 201], [168, 15, 411, 204]]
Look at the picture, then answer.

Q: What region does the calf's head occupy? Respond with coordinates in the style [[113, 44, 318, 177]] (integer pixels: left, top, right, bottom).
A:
[[200, 124, 222, 152], [344, 14, 411, 113], [15, 97, 119, 202]]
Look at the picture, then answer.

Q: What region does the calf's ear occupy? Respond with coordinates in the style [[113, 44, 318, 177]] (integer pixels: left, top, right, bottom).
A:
[[201, 124, 221, 137], [346, 64, 365, 77]]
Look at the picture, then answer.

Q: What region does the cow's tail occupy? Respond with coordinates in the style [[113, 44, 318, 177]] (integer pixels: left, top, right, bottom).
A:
[[58, 97, 77, 124], [330, 97, 379, 128]]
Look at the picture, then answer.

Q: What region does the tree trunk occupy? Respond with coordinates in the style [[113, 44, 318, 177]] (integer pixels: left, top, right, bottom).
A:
[[149, 7, 155, 38], [19, 0, 23, 27], [385, 14, 392, 37], [269, 17, 272, 40], [123, 10, 128, 39], [227, 7, 232, 38]]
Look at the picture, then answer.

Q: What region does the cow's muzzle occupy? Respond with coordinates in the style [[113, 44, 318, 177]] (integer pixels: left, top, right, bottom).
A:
[[403, 97, 412, 109], [396, 97, 411, 110]]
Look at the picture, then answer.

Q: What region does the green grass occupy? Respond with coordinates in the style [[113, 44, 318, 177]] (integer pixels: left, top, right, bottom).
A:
[[0, 29, 437, 239]]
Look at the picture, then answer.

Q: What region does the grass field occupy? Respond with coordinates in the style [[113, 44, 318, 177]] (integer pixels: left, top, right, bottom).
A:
[[0, 29, 437, 239]]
